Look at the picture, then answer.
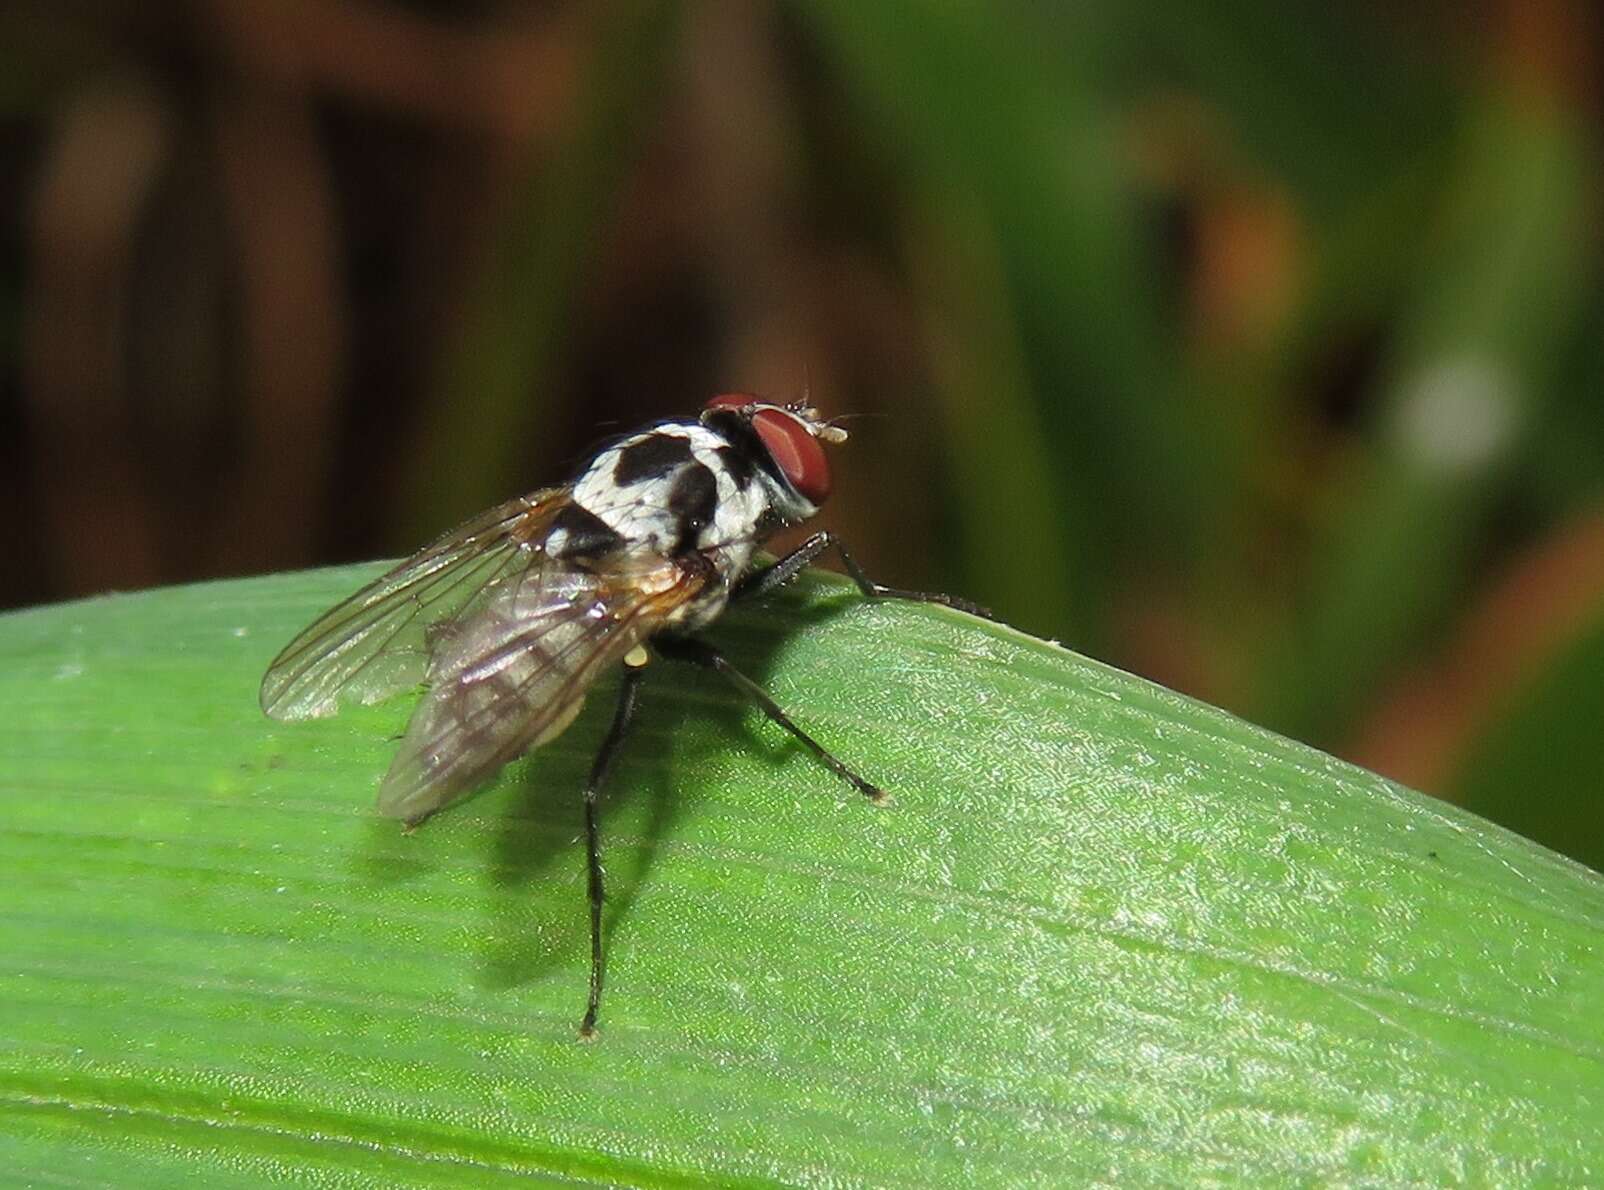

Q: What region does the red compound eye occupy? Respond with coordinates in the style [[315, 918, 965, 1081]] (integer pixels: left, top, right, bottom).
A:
[[752, 407, 831, 504], [703, 394, 832, 505]]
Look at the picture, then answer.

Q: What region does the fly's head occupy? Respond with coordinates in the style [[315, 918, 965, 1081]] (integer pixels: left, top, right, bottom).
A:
[[700, 394, 849, 524]]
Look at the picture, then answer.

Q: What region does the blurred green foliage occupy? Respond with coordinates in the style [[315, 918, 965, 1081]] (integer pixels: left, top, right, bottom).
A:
[[4, 1, 1603, 871], [787, 2, 1604, 870], [1453, 608, 1604, 874]]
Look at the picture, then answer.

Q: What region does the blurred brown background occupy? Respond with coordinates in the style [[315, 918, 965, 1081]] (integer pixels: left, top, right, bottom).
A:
[[4, 1, 1603, 869]]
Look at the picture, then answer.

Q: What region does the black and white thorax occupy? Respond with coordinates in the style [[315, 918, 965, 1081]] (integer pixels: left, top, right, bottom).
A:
[[544, 414, 821, 633]]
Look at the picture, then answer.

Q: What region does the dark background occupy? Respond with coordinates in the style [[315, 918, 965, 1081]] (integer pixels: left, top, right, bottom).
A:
[[4, 1, 1603, 869]]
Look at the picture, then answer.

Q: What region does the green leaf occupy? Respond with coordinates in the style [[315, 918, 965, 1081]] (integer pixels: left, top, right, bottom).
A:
[[2, 565, 1601, 1184]]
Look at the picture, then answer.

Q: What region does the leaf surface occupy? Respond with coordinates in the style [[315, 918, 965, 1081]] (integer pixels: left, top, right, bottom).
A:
[[1, 565, 1601, 1184]]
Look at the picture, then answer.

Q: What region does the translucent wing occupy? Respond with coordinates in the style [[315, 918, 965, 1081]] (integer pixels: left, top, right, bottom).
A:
[[375, 556, 708, 825], [260, 492, 564, 721]]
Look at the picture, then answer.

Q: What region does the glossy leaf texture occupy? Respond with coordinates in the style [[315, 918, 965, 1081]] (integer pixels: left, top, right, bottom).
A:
[[1, 564, 1602, 1185]]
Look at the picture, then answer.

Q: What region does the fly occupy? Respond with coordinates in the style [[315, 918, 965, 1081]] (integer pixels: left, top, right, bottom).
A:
[[260, 395, 977, 1037]]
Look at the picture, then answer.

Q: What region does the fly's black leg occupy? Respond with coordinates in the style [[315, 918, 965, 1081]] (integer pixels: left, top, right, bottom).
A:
[[733, 530, 990, 618], [731, 532, 836, 601], [654, 636, 889, 805], [578, 651, 648, 1041]]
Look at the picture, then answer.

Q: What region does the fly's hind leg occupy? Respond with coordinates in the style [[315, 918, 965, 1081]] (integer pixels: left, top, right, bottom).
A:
[[653, 636, 889, 805], [733, 531, 990, 618], [578, 647, 649, 1041]]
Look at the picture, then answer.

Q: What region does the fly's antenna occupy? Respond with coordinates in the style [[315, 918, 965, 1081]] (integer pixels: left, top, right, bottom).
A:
[[820, 411, 882, 443]]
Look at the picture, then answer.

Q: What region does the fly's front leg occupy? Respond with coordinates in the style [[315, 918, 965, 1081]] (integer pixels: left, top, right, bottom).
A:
[[578, 647, 648, 1041], [653, 636, 889, 805], [733, 531, 990, 618]]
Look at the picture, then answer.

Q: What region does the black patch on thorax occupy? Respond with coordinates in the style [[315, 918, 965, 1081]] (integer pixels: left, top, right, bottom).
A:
[[715, 444, 754, 491], [549, 502, 625, 561], [614, 433, 695, 485], [668, 463, 719, 553], [702, 409, 790, 496]]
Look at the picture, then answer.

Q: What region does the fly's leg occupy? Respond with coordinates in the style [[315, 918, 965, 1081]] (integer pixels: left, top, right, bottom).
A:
[[653, 636, 889, 805], [733, 531, 990, 618], [578, 650, 648, 1041]]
